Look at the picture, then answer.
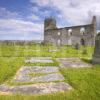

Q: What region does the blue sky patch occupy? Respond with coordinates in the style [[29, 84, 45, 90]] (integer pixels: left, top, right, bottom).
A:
[[0, 0, 100, 40]]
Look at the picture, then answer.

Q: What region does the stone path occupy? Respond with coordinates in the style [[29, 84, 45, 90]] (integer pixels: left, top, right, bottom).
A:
[[25, 57, 53, 63], [12, 66, 64, 83], [0, 57, 72, 95], [0, 82, 72, 95], [57, 58, 92, 68], [48, 49, 57, 52]]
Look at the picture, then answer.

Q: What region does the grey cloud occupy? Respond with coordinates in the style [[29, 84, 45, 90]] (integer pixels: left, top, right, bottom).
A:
[[30, 0, 100, 30]]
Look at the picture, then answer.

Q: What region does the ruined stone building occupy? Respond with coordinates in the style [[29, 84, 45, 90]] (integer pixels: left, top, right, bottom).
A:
[[44, 16, 97, 46]]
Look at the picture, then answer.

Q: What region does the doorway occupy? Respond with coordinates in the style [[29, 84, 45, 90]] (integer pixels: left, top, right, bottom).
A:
[[81, 39, 85, 46]]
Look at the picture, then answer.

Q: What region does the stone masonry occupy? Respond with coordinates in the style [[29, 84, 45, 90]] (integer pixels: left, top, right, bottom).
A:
[[44, 16, 97, 46]]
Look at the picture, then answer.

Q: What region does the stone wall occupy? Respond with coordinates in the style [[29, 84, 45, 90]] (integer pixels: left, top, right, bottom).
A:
[[44, 16, 97, 46]]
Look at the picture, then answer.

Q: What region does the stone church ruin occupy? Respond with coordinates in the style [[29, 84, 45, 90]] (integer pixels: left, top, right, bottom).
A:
[[44, 16, 97, 46]]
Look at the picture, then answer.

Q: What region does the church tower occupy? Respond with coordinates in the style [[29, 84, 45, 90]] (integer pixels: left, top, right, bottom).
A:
[[44, 17, 57, 31]]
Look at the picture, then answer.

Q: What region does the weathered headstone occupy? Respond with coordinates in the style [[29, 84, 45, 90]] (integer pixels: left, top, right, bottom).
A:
[[92, 33, 100, 64]]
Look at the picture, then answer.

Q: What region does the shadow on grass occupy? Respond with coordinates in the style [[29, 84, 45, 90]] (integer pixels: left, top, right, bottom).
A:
[[81, 58, 92, 64], [81, 58, 100, 66]]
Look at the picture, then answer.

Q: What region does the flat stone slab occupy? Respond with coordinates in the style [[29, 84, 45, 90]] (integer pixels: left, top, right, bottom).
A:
[[48, 50, 57, 52], [12, 66, 64, 83], [25, 57, 53, 63], [13, 73, 64, 83], [0, 82, 72, 95], [26, 57, 52, 60], [25, 59, 53, 63], [57, 58, 92, 68], [24, 50, 41, 52], [16, 66, 59, 75], [31, 73, 64, 82]]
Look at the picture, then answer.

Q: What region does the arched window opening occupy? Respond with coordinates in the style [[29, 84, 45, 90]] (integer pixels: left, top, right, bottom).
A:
[[68, 29, 72, 36], [58, 32, 61, 35], [81, 39, 85, 46], [80, 27, 85, 35]]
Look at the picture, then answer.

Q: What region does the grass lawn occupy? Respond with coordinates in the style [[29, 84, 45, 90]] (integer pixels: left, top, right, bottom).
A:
[[0, 44, 100, 100]]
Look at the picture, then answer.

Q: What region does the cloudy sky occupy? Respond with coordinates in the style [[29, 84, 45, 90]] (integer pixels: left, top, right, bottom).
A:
[[0, 0, 100, 40]]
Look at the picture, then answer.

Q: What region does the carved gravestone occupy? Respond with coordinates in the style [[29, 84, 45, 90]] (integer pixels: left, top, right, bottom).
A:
[[92, 33, 100, 64]]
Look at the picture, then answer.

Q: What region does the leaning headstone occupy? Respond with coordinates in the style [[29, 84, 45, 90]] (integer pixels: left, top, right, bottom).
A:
[[92, 33, 100, 64]]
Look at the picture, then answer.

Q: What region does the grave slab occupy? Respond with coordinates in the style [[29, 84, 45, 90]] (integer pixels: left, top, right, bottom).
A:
[[25, 57, 53, 63], [0, 82, 72, 95], [31, 73, 64, 83], [12, 66, 64, 83], [28, 57, 52, 60], [17, 66, 59, 74], [25, 59, 53, 63], [57, 58, 92, 68]]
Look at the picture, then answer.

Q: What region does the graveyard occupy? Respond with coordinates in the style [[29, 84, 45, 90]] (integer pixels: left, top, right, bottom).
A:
[[0, 0, 100, 99], [0, 42, 100, 100]]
